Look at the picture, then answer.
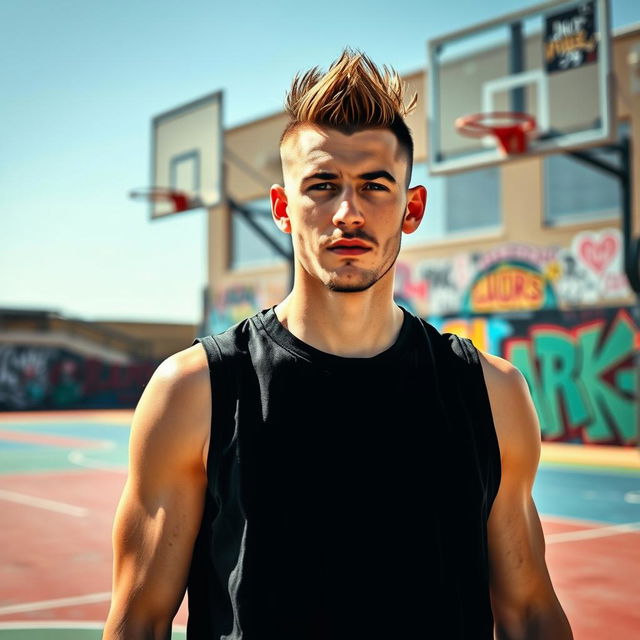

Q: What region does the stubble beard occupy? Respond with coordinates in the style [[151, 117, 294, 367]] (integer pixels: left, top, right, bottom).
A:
[[325, 269, 380, 293], [324, 234, 402, 293]]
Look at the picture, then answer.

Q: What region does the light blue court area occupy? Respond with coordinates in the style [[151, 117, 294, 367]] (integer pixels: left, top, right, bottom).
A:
[[534, 464, 640, 525], [0, 625, 185, 639], [2, 418, 639, 528], [0, 422, 131, 475], [0, 442, 41, 451]]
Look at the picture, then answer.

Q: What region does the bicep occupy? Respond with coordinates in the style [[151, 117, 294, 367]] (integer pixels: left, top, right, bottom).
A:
[[106, 347, 210, 633]]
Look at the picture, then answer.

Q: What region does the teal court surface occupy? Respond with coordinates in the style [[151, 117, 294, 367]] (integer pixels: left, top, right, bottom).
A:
[[0, 410, 638, 639]]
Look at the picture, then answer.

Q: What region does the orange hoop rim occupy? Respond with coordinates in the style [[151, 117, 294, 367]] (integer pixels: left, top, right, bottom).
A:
[[455, 111, 537, 138], [129, 187, 192, 212]]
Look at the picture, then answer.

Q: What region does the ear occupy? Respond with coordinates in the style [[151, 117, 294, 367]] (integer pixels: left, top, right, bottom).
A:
[[270, 184, 291, 234], [402, 185, 427, 234]]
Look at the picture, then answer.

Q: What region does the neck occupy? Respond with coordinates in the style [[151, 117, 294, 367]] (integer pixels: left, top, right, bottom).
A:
[[274, 267, 404, 358]]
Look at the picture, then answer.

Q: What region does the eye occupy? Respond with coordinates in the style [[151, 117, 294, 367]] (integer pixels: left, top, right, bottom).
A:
[[363, 182, 388, 191], [308, 182, 335, 191]]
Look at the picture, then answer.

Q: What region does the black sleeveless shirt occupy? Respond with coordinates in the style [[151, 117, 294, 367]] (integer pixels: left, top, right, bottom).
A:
[[188, 306, 501, 639]]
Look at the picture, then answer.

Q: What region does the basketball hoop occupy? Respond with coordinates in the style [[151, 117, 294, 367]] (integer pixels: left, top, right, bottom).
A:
[[129, 187, 194, 213], [455, 112, 537, 156]]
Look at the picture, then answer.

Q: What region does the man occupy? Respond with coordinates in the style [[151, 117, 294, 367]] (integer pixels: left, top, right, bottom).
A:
[[104, 50, 573, 639]]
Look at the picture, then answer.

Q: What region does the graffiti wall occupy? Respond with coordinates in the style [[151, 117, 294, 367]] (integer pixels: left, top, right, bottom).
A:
[[395, 227, 637, 445], [430, 308, 638, 446], [208, 228, 637, 445], [210, 229, 631, 329], [396, 228, 631, 318], [208, 278, 287, 335], [0, 345, 157, 411]]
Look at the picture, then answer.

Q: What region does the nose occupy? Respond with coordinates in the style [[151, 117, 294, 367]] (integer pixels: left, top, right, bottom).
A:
[[332, 191, 364, 229]]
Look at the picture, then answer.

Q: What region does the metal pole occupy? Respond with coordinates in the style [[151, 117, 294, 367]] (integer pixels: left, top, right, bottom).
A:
[[567, 139, 638, 292], [510, 22, 525, 113], [619, 137, 640, 293], [228, 198, 295, 294]]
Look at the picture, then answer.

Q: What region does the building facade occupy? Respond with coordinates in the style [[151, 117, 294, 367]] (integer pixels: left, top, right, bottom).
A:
[[203, 26, 640, 446]]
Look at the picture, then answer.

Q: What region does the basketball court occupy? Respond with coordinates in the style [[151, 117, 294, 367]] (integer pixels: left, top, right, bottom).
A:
[[0, 410, 186, 639], [2, 0, 639, 637], [0, 409, 638, 639]]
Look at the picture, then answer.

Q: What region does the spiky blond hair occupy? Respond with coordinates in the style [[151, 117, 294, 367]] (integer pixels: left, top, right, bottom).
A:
[[281, 48, 417, 185]]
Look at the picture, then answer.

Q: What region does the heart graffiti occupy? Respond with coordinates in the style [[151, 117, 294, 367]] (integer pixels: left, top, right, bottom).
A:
[[577, 232, 618, 274]]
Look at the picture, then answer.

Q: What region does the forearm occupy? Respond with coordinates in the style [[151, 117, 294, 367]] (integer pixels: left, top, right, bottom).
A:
[[105, 477, 201, 640], [494, 602, 573, 640], [103, 564, 185, 640], [102, 607, 172, 640]]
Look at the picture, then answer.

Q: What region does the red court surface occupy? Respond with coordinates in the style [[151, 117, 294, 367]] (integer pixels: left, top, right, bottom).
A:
[[0, 409, 639, 639]]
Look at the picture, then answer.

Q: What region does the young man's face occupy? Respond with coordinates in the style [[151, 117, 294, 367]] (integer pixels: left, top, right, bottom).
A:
[[271, 124, 426, 293]]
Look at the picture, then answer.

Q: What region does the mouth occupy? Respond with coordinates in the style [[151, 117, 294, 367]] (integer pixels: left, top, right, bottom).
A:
[[327, 239, 373, 256]]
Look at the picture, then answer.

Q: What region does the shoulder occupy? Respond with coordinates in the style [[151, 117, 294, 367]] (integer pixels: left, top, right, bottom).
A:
[[129, 343, 211, 475], [478, 350, 541, 478], [148, 342, 211, 408], [478, 350, 528, 399]]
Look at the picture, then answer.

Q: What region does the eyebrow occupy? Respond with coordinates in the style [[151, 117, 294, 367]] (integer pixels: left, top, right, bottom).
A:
[[302, 170, 397, 184]]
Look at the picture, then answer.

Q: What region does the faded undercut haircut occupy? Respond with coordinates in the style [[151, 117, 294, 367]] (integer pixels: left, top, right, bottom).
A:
[[280, 48, 418, 187]]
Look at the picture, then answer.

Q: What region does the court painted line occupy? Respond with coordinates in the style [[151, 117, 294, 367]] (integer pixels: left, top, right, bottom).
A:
[[545, 521, 640, 544], [624, 490, 640, 504], [0, 489, 88, 517], [0, 621, 105, 629], [0, 592, 111, 616], [68, 450, 127, 474], [0, 621, 187, 632]]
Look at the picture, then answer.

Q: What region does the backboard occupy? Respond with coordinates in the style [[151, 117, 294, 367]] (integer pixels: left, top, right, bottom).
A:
[[150, 91, 224, 219], [427, 0, 614, 174]]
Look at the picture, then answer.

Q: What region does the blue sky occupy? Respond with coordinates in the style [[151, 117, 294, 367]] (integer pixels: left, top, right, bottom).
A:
[[1, 0, 638, 324]]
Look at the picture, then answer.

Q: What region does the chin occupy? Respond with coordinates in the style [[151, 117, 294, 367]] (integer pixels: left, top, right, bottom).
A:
[[326, 283, 375, 293], [324, 274, 379, 293]]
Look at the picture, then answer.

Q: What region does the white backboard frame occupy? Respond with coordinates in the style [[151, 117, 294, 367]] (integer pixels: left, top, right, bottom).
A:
[[150, 90, 224, 219], [427, 0, 614, 175]]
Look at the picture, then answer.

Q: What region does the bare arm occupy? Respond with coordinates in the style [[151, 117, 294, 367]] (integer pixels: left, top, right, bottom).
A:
[[481, 352, 573, 640], [103, 344, 211, 639]]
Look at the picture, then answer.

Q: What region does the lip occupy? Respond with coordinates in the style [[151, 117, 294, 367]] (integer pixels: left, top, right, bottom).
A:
[[327, 238, 372, 252], [329, 247, 371, 256]]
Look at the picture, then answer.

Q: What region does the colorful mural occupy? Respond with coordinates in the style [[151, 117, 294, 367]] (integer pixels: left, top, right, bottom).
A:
[[208, 279, 286, 335], [0, 345, 157, 411], [408, 228, 631, 317], [504, 309, 636, 445], [463, 261, 557, 313], [209, 229, 631, 329], [207, 228, 637, 445], [431, 307, 638, 446]]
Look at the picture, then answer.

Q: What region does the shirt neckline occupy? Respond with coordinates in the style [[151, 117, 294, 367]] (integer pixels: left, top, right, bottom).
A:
[[257, 304, 414, 368]]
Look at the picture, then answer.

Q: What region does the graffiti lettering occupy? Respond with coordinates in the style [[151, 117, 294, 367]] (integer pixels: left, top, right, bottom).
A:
[[504, 310, 637, 444], [471, 266, 545, 312]]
